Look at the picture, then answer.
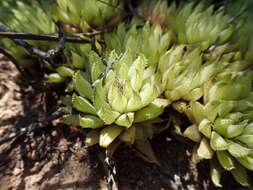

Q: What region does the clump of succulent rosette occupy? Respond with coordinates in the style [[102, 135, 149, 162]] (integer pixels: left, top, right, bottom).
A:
[[135, 1, 234, 50], [178, 63, 253, 187], [158, 45, 220, 104], [2, 0, 253, 188]]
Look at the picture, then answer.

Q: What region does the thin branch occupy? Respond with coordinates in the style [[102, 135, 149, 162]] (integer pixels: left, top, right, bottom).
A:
[[0, 22, 53, 60], [67, 29, 112, 37], [56, 22, 66, 52], [208, 3, 253, 52], [227, 3, 253, 24], [47, 21, 67, 65], [207, 36, 220, 52], [0, 32, 93, 44], [0, 22, 82, 66], [92, 53, 123, 87]]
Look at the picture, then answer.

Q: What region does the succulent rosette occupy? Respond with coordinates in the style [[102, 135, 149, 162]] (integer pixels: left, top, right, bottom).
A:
[[52, 0, 125, 32], [159, 44, 227, 105], [167, 2, 234, 50], [178, 68, 253, 187], [105, 22, 172, 68], [61, 50, 169, 147], [136, 1, 234, 50]]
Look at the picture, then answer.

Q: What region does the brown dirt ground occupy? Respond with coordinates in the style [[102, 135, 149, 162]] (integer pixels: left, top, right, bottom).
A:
[[0, 55, 251, 190]]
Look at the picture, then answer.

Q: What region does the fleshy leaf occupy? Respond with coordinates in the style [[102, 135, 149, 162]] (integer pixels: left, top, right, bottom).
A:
[[210, 131, 228, 151], [99, 125, 123, 148], [73, 71, 93, 100], [183, 124, 202, 142], [72, 94, 97, 115], [228, 141, 252, 158], [79, 115, 104, 128], [197, 138, 214, 159], [216, 151, 235, 170], [115, 113, 134, 128]]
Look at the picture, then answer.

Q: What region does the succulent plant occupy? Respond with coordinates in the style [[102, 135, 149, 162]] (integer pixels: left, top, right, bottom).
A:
[[1, 0, 253, 188], [104, 22, 172, 68], [136, 1, 234, 50], [158, 45, 220, 103], [180, 66, 253, 186], [60, 50, 169, 147], [167, 2, 234, 50], [52, 0, 125, 32]]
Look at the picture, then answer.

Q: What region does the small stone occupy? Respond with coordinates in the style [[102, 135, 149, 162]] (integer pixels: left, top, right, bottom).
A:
[[51, 130, 59, 137]]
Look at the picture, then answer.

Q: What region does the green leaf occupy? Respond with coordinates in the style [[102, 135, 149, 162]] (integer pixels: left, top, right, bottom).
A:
[[210, 131, 229, 151], [61, 114, 80, 126], [198, 118, 212, 138], [107, 81, 127, 113], [72, 94, 96, 115], [115, 113, 134, 128], [183, 87, 203, 101], [79, 115, 104, 128], [236, 135, 253, 146], [197, 138, 214, 159], [236, 156, 253, 171], [93, 80, 120, 124], [204, 101, 220, 122], [73, 71, 93, 100], [56, 66, 74, 77], [210, 159, 222, 187], [215, 122, 246, 139], [183, 124, 202, 142], [231, 163, 250, 187], [119, 125, 136, 144], [216, 151, 235, 170], [89, 51, 105, 82], [99, 125, 123, 148], [190, 101, 205, 124], [47, 73, 65, 83], [72, 52, 86, 69], [228, 141, 252, 158], [60, 95, 72, 106], [134, 103, 164, 123]]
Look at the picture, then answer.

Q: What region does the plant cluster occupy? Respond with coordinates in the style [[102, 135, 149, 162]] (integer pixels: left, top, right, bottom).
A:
[[1, 0, 253, 187]]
